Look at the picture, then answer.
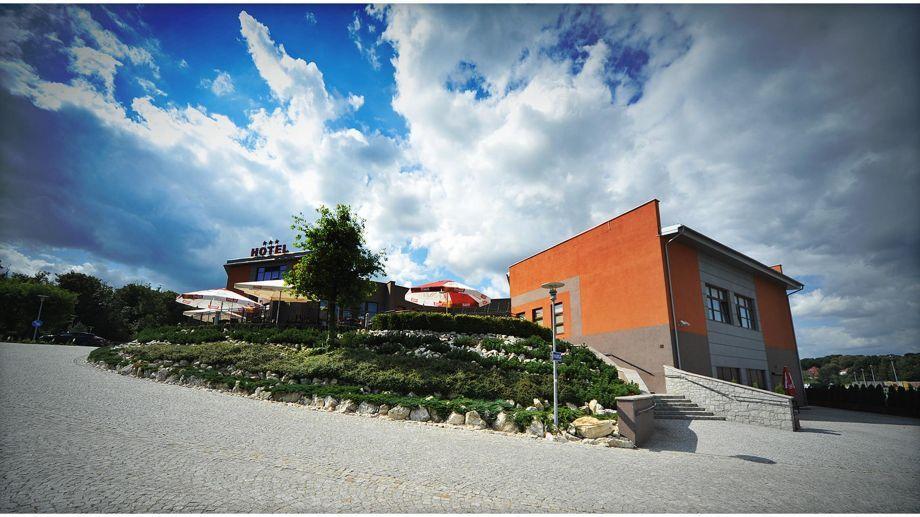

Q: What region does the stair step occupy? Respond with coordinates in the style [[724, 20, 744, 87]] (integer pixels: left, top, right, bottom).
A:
[[655, 409, 711, 414], [652, 395, 687, 400], [656, 402, 699, 407], [656, 414, 726, 421]]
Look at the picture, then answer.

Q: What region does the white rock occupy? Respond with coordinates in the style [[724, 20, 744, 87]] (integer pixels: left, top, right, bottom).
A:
[[323, 396, 338, 410], [606, 437, 635, 448], [409, 406, 430, 422], [527, 419, 545, 436], [533, 398, 544, 409], [357, 401, 379, 415], [491, 411, 519, 433], [572, 416, 617, 439], [388, 405, 411, 420], [446, 412, 466, 425], [378, 404, 390, 415], [588, 399, 598, 413], [338, 399, 357, 413], [465, 411, 487, 428], [275, 392, 301, 403], [155, 368, 169, 382]]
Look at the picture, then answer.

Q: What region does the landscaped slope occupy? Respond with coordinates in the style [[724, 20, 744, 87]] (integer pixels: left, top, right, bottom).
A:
[[90, 313, 640, 433]]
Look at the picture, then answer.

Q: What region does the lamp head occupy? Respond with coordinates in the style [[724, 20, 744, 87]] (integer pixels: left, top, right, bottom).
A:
[[540, 281, 565, 299]]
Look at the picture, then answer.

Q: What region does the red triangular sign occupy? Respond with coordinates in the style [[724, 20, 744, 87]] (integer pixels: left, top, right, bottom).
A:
[[783, 366, 797, 396]]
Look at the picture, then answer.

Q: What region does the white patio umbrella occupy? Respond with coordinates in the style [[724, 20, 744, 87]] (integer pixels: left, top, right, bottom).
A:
[[176, 288, 261, 325], [234, 280, 314, 324], [405, 280, 491, 311], [233, 280, 313, 302], [182, 309, 243, 323], [175, 288, 262, 311]]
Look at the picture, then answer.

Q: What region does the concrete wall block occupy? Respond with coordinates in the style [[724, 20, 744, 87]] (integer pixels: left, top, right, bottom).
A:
[[664, 366, 795, 431]]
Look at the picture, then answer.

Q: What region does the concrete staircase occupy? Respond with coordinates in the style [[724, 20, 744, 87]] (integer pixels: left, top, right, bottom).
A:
[[653, 395, 726, 421]]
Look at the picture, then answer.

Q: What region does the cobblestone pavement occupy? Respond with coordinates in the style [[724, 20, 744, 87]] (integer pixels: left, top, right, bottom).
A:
[[1, 343, 918, 513]]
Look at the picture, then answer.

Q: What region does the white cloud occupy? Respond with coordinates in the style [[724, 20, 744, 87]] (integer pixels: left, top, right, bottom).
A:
[[136, 77, 165, 97], [347, 93, 364, 110], [374, 5, 920, 356], [1, 5, 917, 358], [201, 69, 234, 96], [66, 46, 121, 95]]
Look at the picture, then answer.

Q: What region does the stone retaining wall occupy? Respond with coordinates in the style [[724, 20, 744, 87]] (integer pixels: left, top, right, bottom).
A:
[[663, 365, 797, 431]]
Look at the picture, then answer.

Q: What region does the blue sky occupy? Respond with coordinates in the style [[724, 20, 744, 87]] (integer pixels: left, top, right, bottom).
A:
[[0, 4, 918, 358]]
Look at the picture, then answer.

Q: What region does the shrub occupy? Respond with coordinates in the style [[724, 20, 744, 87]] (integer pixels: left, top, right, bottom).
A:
[[451, 335, 477, 348], [371, 311, 552, 340], [87, 346, 124, 367]]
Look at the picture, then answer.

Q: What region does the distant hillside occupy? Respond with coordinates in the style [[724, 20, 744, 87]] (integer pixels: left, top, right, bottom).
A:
[[801, 353, 920, 384]]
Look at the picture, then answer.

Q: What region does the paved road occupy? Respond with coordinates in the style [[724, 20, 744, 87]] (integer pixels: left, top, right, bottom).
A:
[[1, 343, 918, 512]]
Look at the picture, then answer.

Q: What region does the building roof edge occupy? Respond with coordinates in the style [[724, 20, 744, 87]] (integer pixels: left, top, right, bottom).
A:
[[662, 224, 804, 290]]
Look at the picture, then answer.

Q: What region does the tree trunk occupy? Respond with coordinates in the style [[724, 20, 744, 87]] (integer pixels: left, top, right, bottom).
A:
[[327, 286, 337, 345]]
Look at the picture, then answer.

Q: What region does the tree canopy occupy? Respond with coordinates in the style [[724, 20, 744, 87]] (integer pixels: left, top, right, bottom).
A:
[[284, 204, 385, 336], [802, 354, 920, 384], [0, 263, 184, 341]]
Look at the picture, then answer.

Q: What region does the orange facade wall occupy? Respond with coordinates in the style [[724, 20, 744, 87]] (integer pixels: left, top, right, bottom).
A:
[[512, 291, 572, 339], [664, 241, 708, 336], [754, 276, 797, 350], [509, 200, 671, 335], [225, 265, 251, 294]]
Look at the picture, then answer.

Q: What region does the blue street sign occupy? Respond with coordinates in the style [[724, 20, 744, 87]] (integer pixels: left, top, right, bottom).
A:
[[32, 320, 43, 328], [551, 351, 562, 362]]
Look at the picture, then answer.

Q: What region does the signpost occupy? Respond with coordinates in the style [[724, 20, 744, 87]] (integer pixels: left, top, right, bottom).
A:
[[32, 295, 48, 341], [541, 281, 565, 431]]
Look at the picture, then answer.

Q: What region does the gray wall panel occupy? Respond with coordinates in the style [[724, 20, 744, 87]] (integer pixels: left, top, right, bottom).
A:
[[698, 252, 769, 384]]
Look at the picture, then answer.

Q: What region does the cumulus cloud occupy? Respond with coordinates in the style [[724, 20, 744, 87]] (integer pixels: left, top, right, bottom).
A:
[[0, 5, 917, 358], [374, 4, 920, 356], [201, 69, 235, 96]]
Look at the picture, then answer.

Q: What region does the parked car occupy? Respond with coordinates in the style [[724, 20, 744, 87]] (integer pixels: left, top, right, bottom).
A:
[[40, 332, 108, 346]]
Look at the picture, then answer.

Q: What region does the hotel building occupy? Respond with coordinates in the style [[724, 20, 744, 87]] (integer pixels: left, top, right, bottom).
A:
[[223, 247, 510, 326], [508, 200, 806, 404]]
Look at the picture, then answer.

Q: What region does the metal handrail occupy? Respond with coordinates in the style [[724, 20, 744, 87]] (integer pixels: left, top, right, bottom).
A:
[[636, 402, 657, 415]]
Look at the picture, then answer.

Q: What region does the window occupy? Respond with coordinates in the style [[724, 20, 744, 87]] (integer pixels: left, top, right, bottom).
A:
[[746, 368, 766, 389], [514, 312, 525, 320], [256, 264, 287, 281], [705, 284, 732, 324], [735, 294, 758, 330], [364, 302, 379, 317], [532, 307, 544, 326], [553, 302, 564, 334], [716, 366, 741, 383]]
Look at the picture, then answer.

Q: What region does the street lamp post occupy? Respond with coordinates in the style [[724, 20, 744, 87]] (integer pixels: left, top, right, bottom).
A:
[[541, 281, 565, 431], [32, 294, 48, 341]]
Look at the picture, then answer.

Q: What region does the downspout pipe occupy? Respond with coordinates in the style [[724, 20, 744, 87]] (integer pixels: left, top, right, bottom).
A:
[[663, 228, 683, 370], [786, 284, 806, 405]]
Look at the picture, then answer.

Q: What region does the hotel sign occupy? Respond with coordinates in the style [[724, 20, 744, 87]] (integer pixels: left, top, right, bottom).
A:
[[251, 239, 290, 257]]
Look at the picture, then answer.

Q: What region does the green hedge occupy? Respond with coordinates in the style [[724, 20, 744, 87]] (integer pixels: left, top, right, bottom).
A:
[[371, 311, 552, 340], [134, 325, 326, 347]]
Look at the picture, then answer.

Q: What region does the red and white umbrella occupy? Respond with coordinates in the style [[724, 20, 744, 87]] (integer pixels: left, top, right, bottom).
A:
[[405, 280, 491, 309], [176, 288, 261, 311]]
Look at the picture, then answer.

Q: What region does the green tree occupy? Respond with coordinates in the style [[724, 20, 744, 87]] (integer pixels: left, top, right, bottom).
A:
[[113, 283, 185, 339], [284, 204, 385, 340], [0, 276, 76, 339], [56, 271, 121, 339]]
